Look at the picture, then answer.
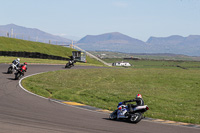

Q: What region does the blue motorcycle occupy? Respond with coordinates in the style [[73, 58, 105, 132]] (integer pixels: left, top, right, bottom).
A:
[[109, 102, 149, 123]]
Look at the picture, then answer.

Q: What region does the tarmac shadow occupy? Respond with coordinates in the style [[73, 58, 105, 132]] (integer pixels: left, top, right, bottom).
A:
[[7, 78, 16, 80], [2, 72, 10, 74], [102, 118, 137, 124]]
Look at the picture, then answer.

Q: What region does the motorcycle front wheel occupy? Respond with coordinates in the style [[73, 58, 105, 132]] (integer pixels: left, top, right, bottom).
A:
[[129, 112, 142, 123], [15, 72, 21, 80], [109, 110, 117, 120], [65, 63, 71, 68]]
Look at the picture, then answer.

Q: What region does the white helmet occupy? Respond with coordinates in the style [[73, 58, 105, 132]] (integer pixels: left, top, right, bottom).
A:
[[136, 94, 142, 99], [17, 58, 20, 61]]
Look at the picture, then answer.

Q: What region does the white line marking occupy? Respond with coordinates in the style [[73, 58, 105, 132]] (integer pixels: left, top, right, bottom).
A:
[[19, 72, 48, 100], [18, 71, 109, 115]]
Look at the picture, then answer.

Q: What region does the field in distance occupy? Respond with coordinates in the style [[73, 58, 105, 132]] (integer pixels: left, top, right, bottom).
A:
[[90, 51, 200, 61]]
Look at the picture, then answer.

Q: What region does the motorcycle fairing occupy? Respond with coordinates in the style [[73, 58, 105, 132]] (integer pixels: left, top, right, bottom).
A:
[[133, 105, 147, 111], [117, 105, 128, 119]]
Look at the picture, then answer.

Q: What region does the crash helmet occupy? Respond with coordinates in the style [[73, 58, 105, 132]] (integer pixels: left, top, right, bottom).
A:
[[117, 102, 123, 107], [136, 94, 142, 99], [24, 62, 27, 65], [17, 58, 20, 61]]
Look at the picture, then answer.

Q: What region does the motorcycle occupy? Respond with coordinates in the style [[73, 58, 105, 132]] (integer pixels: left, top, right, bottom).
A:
[[109, 102, 149, 123], [7, 63, 18, 74], [15, 67, 26, 80], [65, 60, 75, 68]]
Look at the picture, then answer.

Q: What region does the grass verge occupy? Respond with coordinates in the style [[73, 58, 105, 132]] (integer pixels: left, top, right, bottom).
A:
[[0, 37, 104, 65], [0, 56, 105, 66], [22, 68, 200, 124]]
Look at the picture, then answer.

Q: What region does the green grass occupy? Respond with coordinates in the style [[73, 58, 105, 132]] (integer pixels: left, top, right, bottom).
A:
[[104, 58, 200, 69], [2, 37, 200, 124], [0, 56, 105, 67], [0, 37, 73, 58], [0, 56, 67, 64], [22, 68, 200, 124], [90, 51, 200, 61], [0, 37, 104, 65]]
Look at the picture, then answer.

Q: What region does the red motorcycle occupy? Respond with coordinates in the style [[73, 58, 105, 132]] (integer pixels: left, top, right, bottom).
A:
[[15, 62, 27, 80]]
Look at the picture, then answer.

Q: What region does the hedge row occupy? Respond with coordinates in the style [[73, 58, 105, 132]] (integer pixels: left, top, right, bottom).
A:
[[0, 51, 69, 61]]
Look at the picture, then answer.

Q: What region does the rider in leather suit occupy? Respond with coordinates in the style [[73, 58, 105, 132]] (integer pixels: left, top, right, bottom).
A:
[[122, 94, 144, 112], [12, 58, 20, 67]]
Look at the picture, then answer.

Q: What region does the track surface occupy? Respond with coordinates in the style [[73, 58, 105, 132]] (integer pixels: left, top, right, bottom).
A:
[[0, 64, 199, 133]]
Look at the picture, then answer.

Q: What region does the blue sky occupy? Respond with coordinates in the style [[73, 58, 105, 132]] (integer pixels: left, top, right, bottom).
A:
[[0, 0, 200, 41]]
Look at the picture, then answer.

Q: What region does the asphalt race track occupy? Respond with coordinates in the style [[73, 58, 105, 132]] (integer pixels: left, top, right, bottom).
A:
[[0, 64, 199, 133]]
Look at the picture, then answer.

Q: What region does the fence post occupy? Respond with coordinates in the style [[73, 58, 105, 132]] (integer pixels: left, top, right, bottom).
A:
[[11, 28, 13, 38]]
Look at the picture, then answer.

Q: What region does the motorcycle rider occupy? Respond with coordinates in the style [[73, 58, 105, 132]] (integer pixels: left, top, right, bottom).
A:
[[68, 56, 75, 66], [15, 62, 27, 80], [122, 94, 144, 113], [12, 58, 20, 67], [20, 62, 28, 72]]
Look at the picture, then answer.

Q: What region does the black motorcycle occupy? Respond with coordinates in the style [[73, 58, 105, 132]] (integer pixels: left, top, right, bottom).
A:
[[15, 67, 25, 80], [65, 60, 75, 68]]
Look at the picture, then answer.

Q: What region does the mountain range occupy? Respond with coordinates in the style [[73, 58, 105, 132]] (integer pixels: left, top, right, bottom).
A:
[[0, 24, 200, 56], [77, 33, 200, 56], [0, 24, 71, 45]]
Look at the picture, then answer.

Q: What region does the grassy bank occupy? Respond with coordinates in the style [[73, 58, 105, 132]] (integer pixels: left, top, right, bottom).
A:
[[22, 68, 200, 124], [0, 37, 73, 58], [0, 37, 104, 65]]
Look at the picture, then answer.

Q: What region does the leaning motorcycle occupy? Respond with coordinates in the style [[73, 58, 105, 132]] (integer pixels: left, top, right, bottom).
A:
[[7, 63, 18, 74], [109, 102, 149, 123], [15, 68, 25, 80], [65, 60, 75, 68]]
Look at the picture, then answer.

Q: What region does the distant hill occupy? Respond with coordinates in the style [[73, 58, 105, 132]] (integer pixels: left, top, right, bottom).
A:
[[1, 24, 200, 56], [77, 32, 147, 53], [146, 35, 185, 45], [146, 35, 200, 56], [0, 24, 71, 45], [78, 32, 144, 44], [77, 33, 200, 56]]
